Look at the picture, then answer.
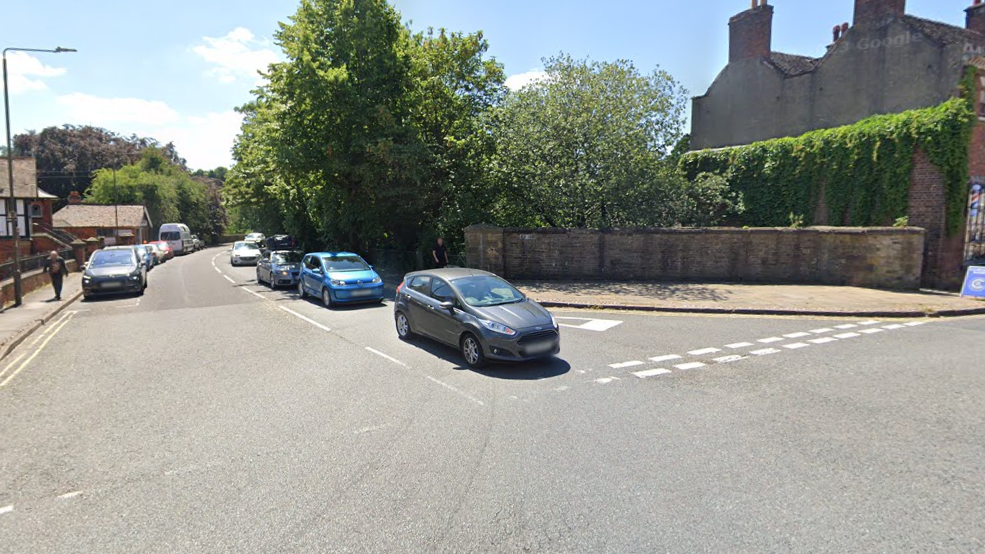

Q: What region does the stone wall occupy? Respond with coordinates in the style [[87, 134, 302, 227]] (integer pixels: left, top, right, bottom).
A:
[[465, 226, 926, 290], [0, 261, 79, 307]]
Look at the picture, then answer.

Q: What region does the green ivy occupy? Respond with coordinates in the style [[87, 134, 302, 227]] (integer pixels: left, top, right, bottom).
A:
[[680, 92, 976, 235]]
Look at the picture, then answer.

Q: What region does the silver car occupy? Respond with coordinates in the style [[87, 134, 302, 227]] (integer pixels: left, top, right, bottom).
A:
[[230, 241, 262, 266]]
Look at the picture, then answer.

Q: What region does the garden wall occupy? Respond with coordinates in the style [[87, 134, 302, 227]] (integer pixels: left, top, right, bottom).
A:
[[465, 225, 925, 290]]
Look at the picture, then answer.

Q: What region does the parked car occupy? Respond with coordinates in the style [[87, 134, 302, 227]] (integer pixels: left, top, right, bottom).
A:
[[263, 235, 296, 252], [145, 243, 165, 264], [192, 235, 204, 250], [230, 241, 262, 266], [245, 232, 266, 247], [257, 250, 303, 288], [132, 244, 155, 271], [393, 269, 560, 368], [297, 252, 385, 307], [83, 248, 147, 299], [149, 241, 174, 260]]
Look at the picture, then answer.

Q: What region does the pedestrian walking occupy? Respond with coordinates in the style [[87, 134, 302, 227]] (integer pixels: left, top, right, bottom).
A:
[[43, 250, 69, 301], [432, 237, 449, 269]]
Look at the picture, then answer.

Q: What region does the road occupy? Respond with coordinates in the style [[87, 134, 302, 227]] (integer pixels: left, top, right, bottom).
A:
[[1, 246, 984, 553]]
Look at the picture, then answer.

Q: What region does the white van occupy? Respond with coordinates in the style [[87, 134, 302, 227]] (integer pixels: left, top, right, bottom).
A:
[[159, 223, 194, 255]]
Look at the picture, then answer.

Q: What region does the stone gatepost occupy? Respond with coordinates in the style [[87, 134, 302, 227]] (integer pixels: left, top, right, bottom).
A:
[[71, 239, 86, 270], [464, 225, 506, 276]]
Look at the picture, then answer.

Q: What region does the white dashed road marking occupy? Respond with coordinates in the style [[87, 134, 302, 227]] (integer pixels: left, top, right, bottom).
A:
[[223, 275, 235, 284], [365, 347, 409, 368], [674, 362, 707, 371], [809, 337, 838, 345], [750, 348, 781, 356], [726, 342, 754, 349], [609, 361, 645, 369], [279, 306, 332, 333], [882, 324, 905, 330], [0, 505, 11, 515], [859, 328, 884, 335], [595, 377, 617, 384], [555, 317, 623, 332], [214, 267, 222, 274], [688, 348, 722, 356], [810, 328, 835, 334], [835, 324, 858, 330], [906, 321, 929, 326], [835, 332, 861, 339], [713, 355, 746, 363], [858, 320, 881, 326], [649, 355, 682, 363], [633, 368, 672, 379], [783, 332, 811, 339], [243, 288, 265, 300], [58, 491, 82, 499], [758, 337, 783, 344], [783, 343, 810, 350]]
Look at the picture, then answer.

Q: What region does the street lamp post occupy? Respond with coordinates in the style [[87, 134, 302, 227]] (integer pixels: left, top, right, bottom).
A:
[[3, 46, 76, 306]]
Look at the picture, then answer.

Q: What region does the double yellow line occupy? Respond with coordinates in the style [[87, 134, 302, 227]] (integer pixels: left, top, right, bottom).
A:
[[0, 311, 77, 390]]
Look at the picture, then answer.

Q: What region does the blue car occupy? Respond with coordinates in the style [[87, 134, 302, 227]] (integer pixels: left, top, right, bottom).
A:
[[298, 252, 385, 307]]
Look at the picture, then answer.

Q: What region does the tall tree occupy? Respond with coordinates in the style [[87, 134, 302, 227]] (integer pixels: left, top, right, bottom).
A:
[[14, 125, 186, 198], [489, 55, 725, 228]]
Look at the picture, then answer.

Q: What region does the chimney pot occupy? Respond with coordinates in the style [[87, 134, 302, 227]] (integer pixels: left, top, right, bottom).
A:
[[68, 191, 82, 205], [729, 2, 774, 63]]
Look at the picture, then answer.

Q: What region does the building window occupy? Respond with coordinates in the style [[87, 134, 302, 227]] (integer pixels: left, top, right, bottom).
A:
[[96, 228, 116, 238]]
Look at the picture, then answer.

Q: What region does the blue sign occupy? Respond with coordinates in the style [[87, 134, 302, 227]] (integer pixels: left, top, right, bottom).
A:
[[961, 266, 985, 298]]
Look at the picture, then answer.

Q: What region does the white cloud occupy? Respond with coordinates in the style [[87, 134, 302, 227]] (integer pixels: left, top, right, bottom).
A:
[[192, 27, 280, 85], [152, 111, 244, 170], [505, 70, 547, 91], [56, 93, 180, 126], [6, 52, 67, 94]]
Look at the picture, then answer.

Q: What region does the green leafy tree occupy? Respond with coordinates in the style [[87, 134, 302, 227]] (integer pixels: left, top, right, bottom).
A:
[[489, 54, 732, 228]]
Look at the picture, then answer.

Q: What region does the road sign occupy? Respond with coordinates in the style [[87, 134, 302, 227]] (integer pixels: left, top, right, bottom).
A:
[[960, 266, 985, 299]]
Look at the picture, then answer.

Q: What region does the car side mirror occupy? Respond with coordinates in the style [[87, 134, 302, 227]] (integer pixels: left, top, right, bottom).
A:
[[440, 301, 456, 312]]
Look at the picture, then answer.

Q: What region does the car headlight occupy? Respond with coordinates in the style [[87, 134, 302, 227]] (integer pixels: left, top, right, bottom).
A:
[[371, 276, 382, 284], [550, 314, 558, 329], [331, 279, 346, 286], [279, 270, 290, 276], [479, 319, 516, 336], [82, 276, 91, 283]]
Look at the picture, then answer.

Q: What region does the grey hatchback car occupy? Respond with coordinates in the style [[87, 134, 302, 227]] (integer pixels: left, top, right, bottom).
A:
[[394, 268, 560, 368]]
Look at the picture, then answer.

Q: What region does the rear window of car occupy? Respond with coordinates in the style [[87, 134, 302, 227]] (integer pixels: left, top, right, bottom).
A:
[[161, 231, 180, 241], [271, 252, 302, 264], [234, 242, 260, 251]]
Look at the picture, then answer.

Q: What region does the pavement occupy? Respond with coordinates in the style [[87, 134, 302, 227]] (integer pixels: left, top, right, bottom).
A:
[[1, 246, 984, 552], [0, 273, 83, 361], [518, 280, 985, 317]]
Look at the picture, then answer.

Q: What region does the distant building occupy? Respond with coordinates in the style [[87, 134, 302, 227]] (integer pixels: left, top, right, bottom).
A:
[[0, 157, 60, 260], [54, 193, 154, 246]]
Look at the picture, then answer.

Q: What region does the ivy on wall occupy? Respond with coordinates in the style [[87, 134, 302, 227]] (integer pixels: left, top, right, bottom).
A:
[[680, 91, 976, 235]]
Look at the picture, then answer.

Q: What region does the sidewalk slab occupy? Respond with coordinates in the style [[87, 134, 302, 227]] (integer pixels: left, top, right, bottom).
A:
[[517, 281, 985, 318], [0, 274, 83, 361]]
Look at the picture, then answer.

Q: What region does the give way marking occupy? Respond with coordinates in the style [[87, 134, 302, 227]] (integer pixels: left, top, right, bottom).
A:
[[554, 317, 623, 332]]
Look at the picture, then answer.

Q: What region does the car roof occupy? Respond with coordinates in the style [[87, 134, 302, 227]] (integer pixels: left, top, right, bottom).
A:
[[308, 251, 361, 257], [104, 246, 137, 250], [405, 268, 495, 281]]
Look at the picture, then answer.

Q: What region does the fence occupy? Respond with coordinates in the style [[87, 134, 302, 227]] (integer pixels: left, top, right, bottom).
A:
[[0, 248, 74, 281]]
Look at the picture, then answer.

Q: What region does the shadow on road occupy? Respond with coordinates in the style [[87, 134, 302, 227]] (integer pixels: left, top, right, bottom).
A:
[[402, 337, 571, 380]]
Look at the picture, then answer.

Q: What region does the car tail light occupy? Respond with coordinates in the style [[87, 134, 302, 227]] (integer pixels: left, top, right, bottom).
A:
[[396, 281, 404, 294]]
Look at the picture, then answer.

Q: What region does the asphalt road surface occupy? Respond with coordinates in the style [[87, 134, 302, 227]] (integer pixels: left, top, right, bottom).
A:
[[1, 246, 984, 553]]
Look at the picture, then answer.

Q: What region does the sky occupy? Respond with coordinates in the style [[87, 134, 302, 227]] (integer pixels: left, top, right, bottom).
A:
[[2, 0, 967, 171]]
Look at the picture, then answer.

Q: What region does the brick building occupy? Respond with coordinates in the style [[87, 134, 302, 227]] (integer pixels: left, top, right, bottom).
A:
[[0, 157, 60, 261], [53, 194, 153, 246], [692, 0, 985, 288]]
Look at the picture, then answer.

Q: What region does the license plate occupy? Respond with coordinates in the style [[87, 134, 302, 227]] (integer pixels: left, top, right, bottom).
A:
[[525, 342, 556, 354], [101, 281, 122, 289], [350, 288, 373, 297]]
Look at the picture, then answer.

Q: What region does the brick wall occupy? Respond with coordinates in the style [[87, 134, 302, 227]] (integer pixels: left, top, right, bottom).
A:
[[0, 240, 33, 261], [0, 262, 78, 308], [729, 4, 773, 63], [466, 226, 926, 290]]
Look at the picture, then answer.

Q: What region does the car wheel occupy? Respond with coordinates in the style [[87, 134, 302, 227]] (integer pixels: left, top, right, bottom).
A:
[[298, 281, 307, 299], [395, 311, 414, 340], [321, 288, 332, 309], [461, 333, 487, 369]]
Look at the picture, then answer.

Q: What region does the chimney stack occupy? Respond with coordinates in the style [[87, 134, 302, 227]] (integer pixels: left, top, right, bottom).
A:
[[853, 0, 906, 27], [729, 0, 773, 64], [968, 0, 985, 36], [68, 191, 82, 205]]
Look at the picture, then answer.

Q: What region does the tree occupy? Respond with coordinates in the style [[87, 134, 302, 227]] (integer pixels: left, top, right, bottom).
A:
[[13, 125, 186, 198], [87, 148, 215, 237], [489, 55, 734, 228]]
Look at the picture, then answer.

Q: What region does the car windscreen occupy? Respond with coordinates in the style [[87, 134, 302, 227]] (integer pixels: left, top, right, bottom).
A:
[[454, 276, 525, 307], [271, 252, 302, 264], [321, 255, 369, 272], [90, 251, 135, 267], [234, 242, 260, 251], [161, 231, 180, 241]]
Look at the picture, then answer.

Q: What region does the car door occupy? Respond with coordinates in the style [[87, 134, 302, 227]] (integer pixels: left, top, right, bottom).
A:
[[423, 278, 465, 346], [258, 252, 270, 282], [300, 255, 313, 292], [404, 275, 434, 337]]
